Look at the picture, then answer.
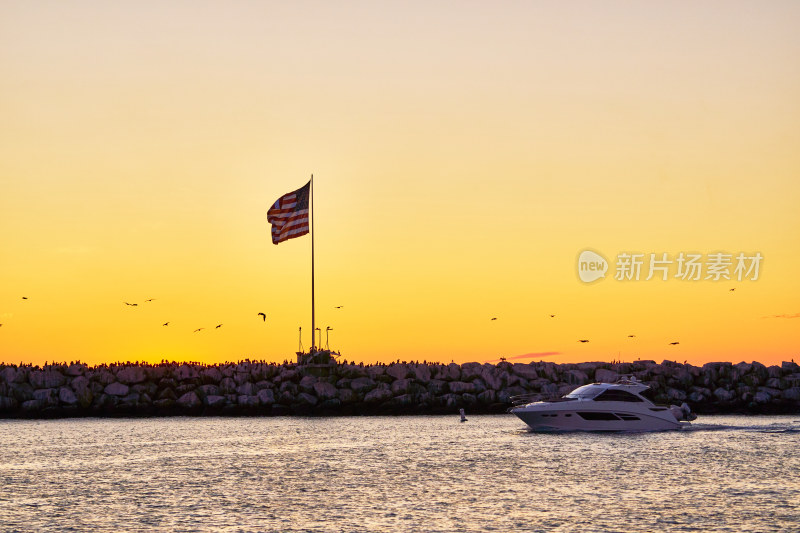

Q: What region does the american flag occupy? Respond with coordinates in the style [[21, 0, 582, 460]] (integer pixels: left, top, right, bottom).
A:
[[267, 181, 310, 244]]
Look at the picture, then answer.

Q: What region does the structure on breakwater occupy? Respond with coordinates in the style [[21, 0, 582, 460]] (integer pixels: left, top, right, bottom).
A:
[[1, 359, 798, 418]]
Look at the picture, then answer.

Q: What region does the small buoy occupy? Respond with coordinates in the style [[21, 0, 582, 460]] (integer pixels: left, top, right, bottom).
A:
[[459, 408, 467, 422]]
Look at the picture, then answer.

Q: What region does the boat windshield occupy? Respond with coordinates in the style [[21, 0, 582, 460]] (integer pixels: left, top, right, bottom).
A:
[[565, 385, 604, 399]]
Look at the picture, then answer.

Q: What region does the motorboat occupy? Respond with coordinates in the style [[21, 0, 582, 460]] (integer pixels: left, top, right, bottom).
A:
[[509, 377, 696, 432]]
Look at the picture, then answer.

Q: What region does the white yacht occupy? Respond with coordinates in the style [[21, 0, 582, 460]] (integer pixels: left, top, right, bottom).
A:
[[510, 377, 696, 432]]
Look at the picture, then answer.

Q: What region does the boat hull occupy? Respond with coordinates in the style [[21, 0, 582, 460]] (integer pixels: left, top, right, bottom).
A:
[[511, 403, 684, 432]]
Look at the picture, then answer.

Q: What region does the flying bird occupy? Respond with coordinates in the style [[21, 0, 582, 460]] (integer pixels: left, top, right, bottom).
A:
[[163, 322, 169, 326], [145, 298, 156, 302], [124, 302, 138, 306], [21, 297, 28, 300], [491, 317, 497, 321], [194, 328, 204, 333], [258, 312, 266, 321], [729, 288, 735, 292], [578, 339, 589, 343], [628, 335, 636, 338], [549, 314, 555, 318], [334, 306, 343, 309], [215, 324, 223, 329], [669, 342, 680, 345]]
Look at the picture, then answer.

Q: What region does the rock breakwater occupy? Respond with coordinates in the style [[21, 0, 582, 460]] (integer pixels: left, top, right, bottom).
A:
[[1, 359, 798, 418]]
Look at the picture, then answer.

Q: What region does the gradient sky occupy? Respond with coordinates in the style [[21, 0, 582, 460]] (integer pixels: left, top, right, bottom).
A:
[[1, 1, 798, 367]]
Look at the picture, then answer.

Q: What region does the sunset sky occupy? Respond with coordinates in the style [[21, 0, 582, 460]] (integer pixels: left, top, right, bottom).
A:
[[1, 1, 798, 367]]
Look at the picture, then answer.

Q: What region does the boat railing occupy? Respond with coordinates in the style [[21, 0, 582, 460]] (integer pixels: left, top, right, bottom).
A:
[[509, 393, 576, 406]]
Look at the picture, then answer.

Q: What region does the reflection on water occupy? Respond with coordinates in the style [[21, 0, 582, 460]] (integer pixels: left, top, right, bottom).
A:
[[1, 415, 798, 532]]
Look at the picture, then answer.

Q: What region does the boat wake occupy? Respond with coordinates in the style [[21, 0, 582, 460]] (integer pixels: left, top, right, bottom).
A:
[[679, 420, 800, 434]]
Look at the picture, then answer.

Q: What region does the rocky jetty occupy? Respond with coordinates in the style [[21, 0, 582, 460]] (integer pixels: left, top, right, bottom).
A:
[[1, 359, 798, 418]]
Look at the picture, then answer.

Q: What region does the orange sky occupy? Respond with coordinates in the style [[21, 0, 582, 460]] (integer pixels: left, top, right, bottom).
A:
[[1, 1, 799, 367]]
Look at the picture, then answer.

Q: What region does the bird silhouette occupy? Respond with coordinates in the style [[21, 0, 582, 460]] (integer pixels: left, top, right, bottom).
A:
[[258, 312, 266, 321], [194, 328, 204, 332], [578, 339, 589, 343], [163, 322, 169, 326], [729, 288, 735, 292], [549, 314, 555, 318], [628, 335, 636, 338], [124, 302, 138, 306], [669, 341, 680, 345], [22, 297, 28, 300], [335, 306, 344, 309], [491, 317, 497, 321], [145, 298, 156, 302], [215, 324, 222, 329]]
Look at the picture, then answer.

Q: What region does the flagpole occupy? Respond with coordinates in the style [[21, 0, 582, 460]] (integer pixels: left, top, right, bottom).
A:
[[311, 173, 315, 352]]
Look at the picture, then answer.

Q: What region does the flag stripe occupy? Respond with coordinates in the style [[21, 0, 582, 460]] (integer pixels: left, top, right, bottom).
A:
[[267, 182, 310, 245]]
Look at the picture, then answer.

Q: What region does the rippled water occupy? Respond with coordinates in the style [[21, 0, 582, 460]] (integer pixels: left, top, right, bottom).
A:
[[1, 415, 799, 532]]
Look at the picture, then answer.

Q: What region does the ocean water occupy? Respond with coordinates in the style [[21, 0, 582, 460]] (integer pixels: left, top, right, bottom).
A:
[[0, 415, 798, 532]]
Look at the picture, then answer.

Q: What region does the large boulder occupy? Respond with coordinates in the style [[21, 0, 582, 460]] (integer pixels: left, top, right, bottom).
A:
[[366, 366, 385, 379], [0, 396, 18, 411], [237, 395, 259, 407], [595, 369, 619, 383], [754, 391, 772, 403], [11, 382, 34, 402], [427, 380, 447, 395], [448, 381, 475, 394], [219, 377, 237, 394], [781, 387, 800, 401], [481, 367, 503, 390], [386, 364, 409, 380], [461, 363, 483, 382], [443, 363, 461, 381], [512, 364, 539, 381], [236, 382, 256, 396], [91, 370, 116, 386], [70, 375, 90, 393], [201, 367, 223, 383], [233, 372, 251, 385], [33, 388, 59, 407], [177, 391, 201, 408], [313, 381, 338, 401], [564, 370, 589, 386], [350, 377, 376, 393], [1, 367, 17, 384], [296, 392, 318, 406], [116, 367, 146, 384], [478, 390, 496, 404], [29, 370, 66, 390], [175, 365, 199, 381], [198, 384, 220, 397], [409, 365, 431, 382], [104, 382, 130, 397], [391, 379, 411, 395], [205, 395, 227, 408], [65, 364, 87, 377], [665, 388, 687, 402], [713, 387, 735, 402], [257, 388, 276, 405], [58, 387, 78, 406], [21, 399, 43, 411], [338, 389, 357, 404], [364, 387, 393, 403], [298, 375, 317, 393]]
